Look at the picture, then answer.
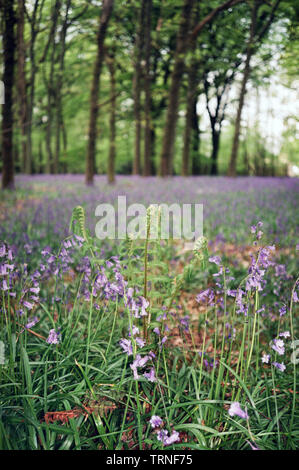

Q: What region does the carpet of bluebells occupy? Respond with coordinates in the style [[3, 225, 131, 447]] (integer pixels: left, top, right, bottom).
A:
[[0, 175, 298, 450]]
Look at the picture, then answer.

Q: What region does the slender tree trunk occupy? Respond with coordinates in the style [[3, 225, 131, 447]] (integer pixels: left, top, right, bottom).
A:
[[54, 0, 71, 174], [2, 0, 15, 190], [182, 2, 199, 176], [182, 62, 198, 176], [85, 0, 114, 186], [160, 0, 195, 177], [132, 0, 146, 175], [106, 50, 116, 184], [210, 128, 220, 175], [242, 133, 249, 175], [45, 0, 61, 173], [191, 99, 200, 175], [26, 0, 42, 175], [45, 45, 56, 173], [61, 119, 68, 172], [16, 0, 28, 173], [143, 0, 153, 177], [38, 139, 43, 173], [160, 0, 241, 177], [228, 1, 259, 177]]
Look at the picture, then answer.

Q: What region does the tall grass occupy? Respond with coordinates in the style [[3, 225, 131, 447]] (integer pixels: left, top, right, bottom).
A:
[[0, 207, 298, 450]]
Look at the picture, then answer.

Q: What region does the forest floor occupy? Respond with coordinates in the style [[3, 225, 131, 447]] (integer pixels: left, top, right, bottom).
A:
[[0, 175, 298, 450]]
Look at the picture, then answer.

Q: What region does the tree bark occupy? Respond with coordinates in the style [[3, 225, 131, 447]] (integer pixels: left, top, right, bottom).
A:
[[160, 0, 195, 177], [85, 0, 114, 185], [191, 99, 201, 175], [182, 74, 197, 176], [106, 50, 116, 184], [54, 0, 71, 174], [16, 0, 28, 174], [143, 0, 153, 177], [210, 127, 220, 175], [2, 0, 16, 190], [26, 0, 43, 175], [132, 0, 146, 175], [228, 0, 259, 177], [182, 3, 199, 176], [160, 0, 240, 176]]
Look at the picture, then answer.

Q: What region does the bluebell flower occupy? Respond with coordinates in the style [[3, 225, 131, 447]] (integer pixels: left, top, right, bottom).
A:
[[228, 402, 248, 419], [150, 415, 162, 428]]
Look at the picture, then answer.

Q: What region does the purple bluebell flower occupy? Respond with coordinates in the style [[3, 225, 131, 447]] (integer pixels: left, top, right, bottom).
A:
[[22, 300, 34, 310], [130, 354, 150, 380], [144, 367, 157, 382], [157, 312, 167, 321], [272, 361, 286, 372], [0, 244, 6, 257], [228, 402, 249, 419], [279, 331, 290, 338], [157, 430, 169, 444], [165, 430, 180, 446], [261, 354, 270, 364], [25, 316, 39, 329], [209, 255, 221, 266], [246, 440, 260, 450], [150, 415, 162, 428], [136, 337, 145, 348], [30, 286, 40, 294], [256, 230, 263, 240], [271, 339, 285, 356], [179, 315, 190, 332], [46, 329, 61, 344], [279, 305, 286, 316], [140, 297, 149, 316], [128, 325, 139, 337], [196, 288, 214, 305], [226, 289, 236, 297], [119, 338, 133, 356], [157, 429, 180, 446]]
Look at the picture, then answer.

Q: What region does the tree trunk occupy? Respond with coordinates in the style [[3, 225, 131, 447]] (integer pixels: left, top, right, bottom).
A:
[[132, 0, 146, 175], [160, 0, 241, 177], [16, 0, 28, 174], [85, 0, 114, 185], [210, 128, 220, 175], [182, 2, 199, 176], [26, 0, 42, 175], [38, 139, 43, 173], [2, 0, 15, 190], [143, 0, 153, 177], [182, 59, 198, 176], [228, 1, 259, 177], [46, 52, 56, 173], [160, 0, 195, 177], [106, 50, 116, 184], [54, 0, 71, 174], [191, 99, 200, 175]]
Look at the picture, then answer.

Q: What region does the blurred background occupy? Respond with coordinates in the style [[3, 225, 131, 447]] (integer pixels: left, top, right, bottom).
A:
[[0, 0, 298, 188]]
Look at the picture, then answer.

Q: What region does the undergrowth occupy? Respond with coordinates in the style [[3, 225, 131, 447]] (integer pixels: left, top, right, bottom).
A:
[[0, 206, 298, 450]]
